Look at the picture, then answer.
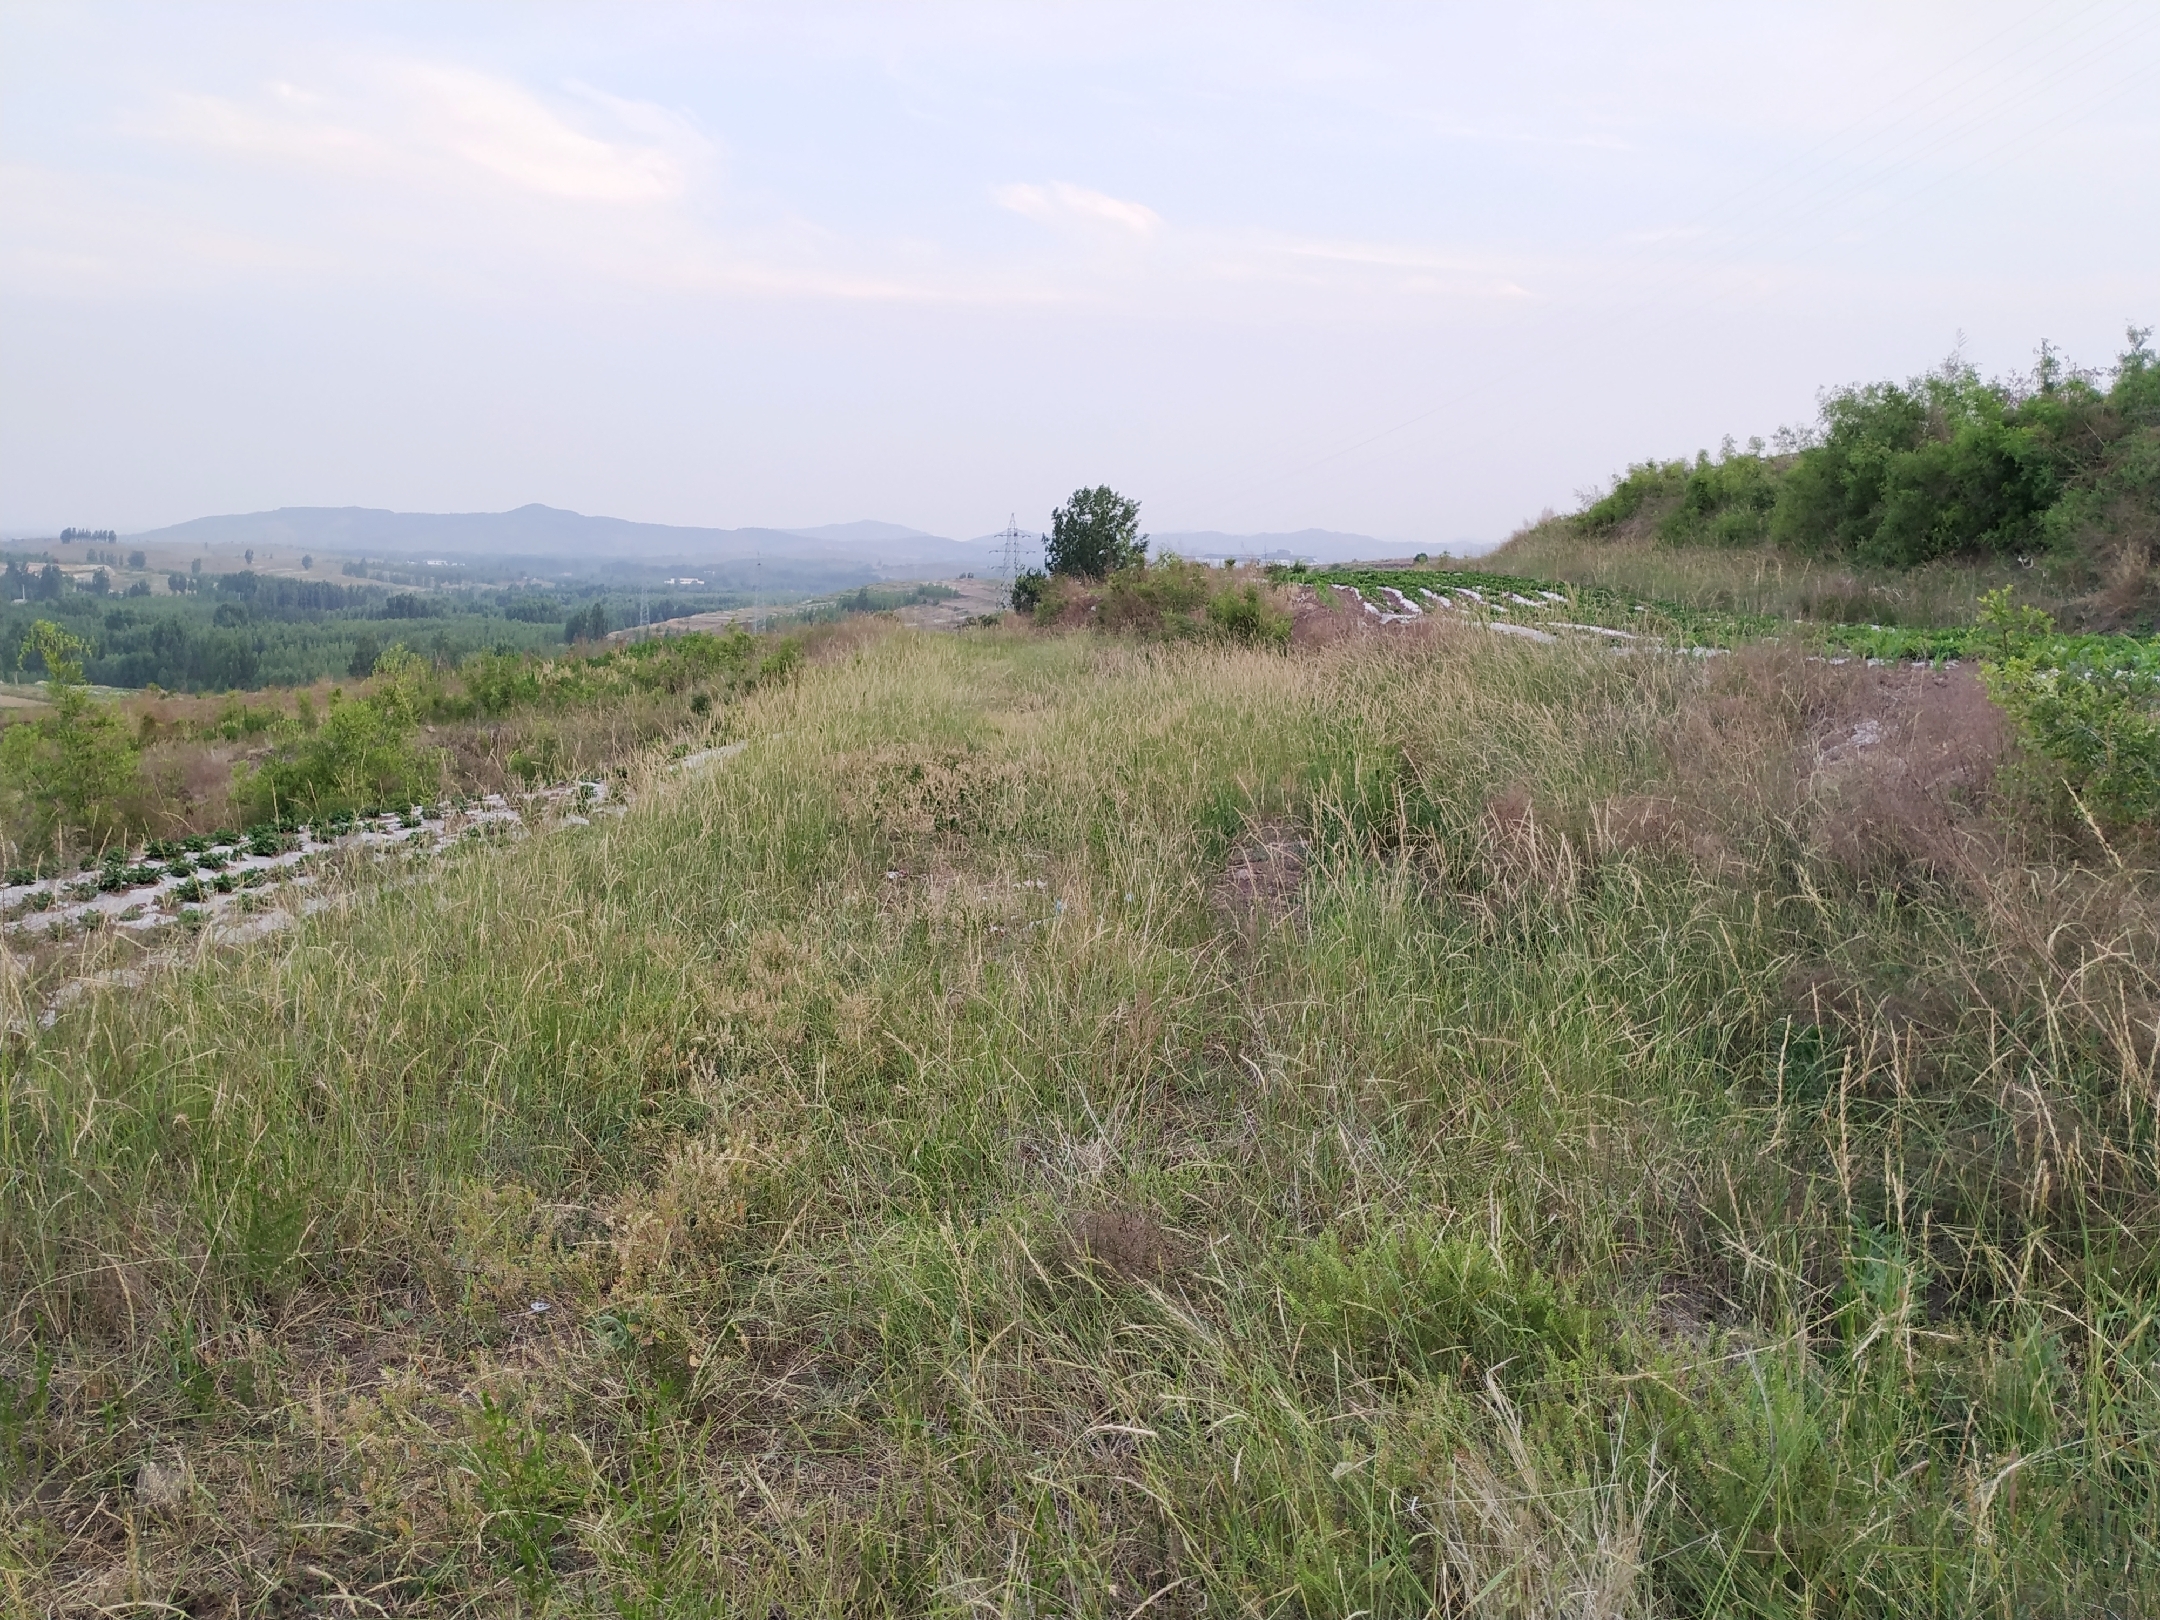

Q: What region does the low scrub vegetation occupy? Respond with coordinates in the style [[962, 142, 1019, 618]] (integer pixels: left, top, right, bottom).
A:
[[1012, 484, 1290, 647], [1514, 327, 2160, 630], [7, 618, 2160, 1614], [0, 625, 141, 861], [0, 623, 805, 867], [1030, 557, 1293, 645]]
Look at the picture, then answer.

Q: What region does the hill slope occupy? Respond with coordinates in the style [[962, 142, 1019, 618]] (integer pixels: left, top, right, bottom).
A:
[[8, 622, 2157, 1614], [1501, 328, 2160, 630]]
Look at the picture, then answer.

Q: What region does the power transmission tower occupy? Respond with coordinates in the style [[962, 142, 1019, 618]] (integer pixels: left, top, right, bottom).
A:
[[993, 515, 1031, 608]]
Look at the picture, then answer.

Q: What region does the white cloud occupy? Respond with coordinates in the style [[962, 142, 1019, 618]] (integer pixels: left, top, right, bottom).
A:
[[149, 59, 704, 206], [400, 64, 685, 203], [994, 181, 1162, 236]]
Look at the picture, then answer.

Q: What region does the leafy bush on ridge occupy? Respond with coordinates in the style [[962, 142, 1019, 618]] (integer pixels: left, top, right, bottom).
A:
[[1579, 328, 2159, 583]]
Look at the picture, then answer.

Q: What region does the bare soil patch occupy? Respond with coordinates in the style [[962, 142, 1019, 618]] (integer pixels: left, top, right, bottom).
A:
[[1214, 816, 1309, 926], [1058, 1207, 1194, 1287], [892, 575, 1008, 629]]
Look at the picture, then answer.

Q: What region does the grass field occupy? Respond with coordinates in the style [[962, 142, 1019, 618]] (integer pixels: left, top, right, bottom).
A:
[[1490, 523, 2057, 631], [5, 619, 2159, 1616]]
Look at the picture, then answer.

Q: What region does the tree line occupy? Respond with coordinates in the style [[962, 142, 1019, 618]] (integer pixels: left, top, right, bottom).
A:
[[0, 575, 747, 693]]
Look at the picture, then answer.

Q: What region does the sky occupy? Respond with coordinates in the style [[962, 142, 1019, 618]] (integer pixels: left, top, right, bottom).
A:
[[3, 1, 2157, 547]]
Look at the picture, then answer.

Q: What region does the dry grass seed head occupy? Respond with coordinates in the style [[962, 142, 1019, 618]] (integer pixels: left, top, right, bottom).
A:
[[837, 742, 1025, 840], [1476, 784, 1588, 913], [1805, 663, 2008, 886], [1647, 645, 2009, 891], [611, 1130, 757, 1295]]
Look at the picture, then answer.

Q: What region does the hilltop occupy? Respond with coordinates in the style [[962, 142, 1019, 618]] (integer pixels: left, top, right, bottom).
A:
[[5, 559, 2160, 1611]]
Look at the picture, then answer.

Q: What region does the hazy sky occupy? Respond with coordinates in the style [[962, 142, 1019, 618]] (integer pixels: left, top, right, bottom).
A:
[[4, 2, 2157, 545]]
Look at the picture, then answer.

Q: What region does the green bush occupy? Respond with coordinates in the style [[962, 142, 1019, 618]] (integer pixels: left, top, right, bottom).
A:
[[1204, 581, 1292, 645], [1097, 557, 1212, 632], [1976, 587, 2160, 827], [459, 649, 544, 717], [1579, 458, 1691, 534], [234, 646, 446, 822], [1985, 654, 2160, 826], [1666, 445, 1783, 545], [1577, 329, 2158, 573], [1009, 569, 1048, 615], [1772, 365, 2065, 564], [1579, 449, 1782, 546], [1069, 558, 1293, 643], [0, 621, 141, 860]]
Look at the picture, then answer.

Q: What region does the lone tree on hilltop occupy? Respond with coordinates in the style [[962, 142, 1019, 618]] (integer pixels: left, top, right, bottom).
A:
[[1046, 486, 1147, 578]]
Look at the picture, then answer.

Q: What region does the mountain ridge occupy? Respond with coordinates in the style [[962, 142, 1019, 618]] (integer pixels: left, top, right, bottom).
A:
[[107, 504, 1445, 569]]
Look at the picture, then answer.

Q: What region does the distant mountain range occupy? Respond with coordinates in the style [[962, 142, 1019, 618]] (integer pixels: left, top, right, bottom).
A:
[[121, 505, 976, 568], [101, 505, 1451, 577]]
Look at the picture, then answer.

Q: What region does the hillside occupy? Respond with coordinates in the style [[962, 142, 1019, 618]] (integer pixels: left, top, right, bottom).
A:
[[1498, 328, 2160, 631], [6, 599, 2160, 1614]]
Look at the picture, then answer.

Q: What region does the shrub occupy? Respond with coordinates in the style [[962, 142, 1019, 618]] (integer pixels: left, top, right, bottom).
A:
[[1578, 458, 1690, 535], [1975, 587, 2160, 827], [1664, 444, 1783, 545], [1984, 651, 2160, 827], [0, 621, 141, 860], [460, 649, 543, 717], [1097, 556, 1212, 632], [1009, 569, 1048, 614], [233, 646, 446, 823], [1029, 559, 1293, 644], [755, 639, 802, 686], [1204, 581, 1292, 645], [1574, 329, 2158, 578]]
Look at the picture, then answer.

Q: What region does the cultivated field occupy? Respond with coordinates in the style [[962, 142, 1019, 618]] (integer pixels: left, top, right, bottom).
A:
[[5, 618, 2158, 1616]]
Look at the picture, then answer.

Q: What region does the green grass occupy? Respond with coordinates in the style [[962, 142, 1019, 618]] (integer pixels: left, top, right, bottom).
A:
[[4, 625, 2159, 1614], [1488, 523, 2058, 631], [1301, 556, 2160, 685]]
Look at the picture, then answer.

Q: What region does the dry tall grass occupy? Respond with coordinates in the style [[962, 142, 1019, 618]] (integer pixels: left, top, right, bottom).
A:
[[3, 622, 2156, 1615], [1493, 519, 2058, 627]]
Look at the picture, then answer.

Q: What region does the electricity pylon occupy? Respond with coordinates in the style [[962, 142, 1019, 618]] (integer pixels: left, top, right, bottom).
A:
[[993, 515, 1032, 608]]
